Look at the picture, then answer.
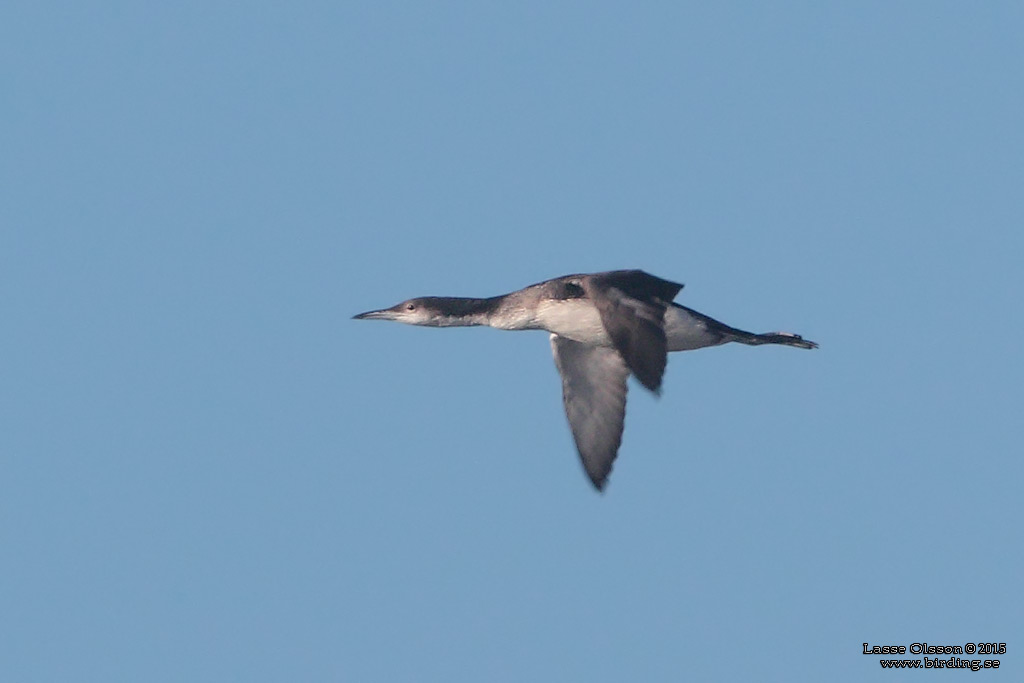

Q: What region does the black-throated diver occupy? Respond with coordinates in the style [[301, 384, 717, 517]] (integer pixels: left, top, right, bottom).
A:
[[353, 270, 816, 491]]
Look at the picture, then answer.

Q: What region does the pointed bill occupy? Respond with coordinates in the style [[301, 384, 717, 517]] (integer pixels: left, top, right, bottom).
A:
[[352, 308, 399, 320]]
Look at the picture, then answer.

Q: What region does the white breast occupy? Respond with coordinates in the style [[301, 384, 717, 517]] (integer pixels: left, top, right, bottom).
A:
[[534, 300, 612, 345]]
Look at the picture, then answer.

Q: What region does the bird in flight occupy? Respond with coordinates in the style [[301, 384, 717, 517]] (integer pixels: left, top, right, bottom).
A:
[[354, 270, 816, 491]]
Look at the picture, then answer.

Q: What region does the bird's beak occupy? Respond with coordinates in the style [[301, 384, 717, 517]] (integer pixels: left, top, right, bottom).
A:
[[352, 308, 395, 320]]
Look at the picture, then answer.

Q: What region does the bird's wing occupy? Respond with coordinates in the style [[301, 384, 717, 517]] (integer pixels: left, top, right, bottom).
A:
[[551, 334, 630, 491], [582, 271, 683, 393]]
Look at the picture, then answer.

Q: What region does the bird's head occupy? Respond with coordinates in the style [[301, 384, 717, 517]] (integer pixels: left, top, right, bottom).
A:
[[352, 298, 447, 326]]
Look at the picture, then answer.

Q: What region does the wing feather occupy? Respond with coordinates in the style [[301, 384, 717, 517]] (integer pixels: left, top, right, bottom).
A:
[[582, 271, 682, 393], [551, 335, 630, 491]]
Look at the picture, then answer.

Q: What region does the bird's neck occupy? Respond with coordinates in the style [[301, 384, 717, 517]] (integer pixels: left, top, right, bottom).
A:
[[431, 294, 540, 330], [431, 297, 502, 327]]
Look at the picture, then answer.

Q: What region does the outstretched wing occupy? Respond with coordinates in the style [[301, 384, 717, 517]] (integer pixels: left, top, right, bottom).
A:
[[551, 334, 630, 491], [582, 270, 683, 393]]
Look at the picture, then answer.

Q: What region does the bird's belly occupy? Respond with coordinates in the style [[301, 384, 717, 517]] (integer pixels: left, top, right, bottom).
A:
[[534, 300, 613, 345], [665, 307, 726, 351]]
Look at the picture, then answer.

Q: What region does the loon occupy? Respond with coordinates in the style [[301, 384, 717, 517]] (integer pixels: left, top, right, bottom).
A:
[[353, 270, 816, 491]]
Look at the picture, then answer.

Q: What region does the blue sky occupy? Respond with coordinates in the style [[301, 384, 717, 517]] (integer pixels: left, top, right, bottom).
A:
[[3, 2, 1021, 681]]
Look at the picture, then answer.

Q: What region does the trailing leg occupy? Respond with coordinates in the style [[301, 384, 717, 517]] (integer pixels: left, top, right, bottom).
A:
[[730, 330, 818, 349]]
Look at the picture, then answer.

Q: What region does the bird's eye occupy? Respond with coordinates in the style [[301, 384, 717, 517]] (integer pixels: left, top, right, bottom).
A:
[[406, 303, 416, 311]]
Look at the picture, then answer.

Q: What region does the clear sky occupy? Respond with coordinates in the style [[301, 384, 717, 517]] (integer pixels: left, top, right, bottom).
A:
[[3, 2, 1022, 681]]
